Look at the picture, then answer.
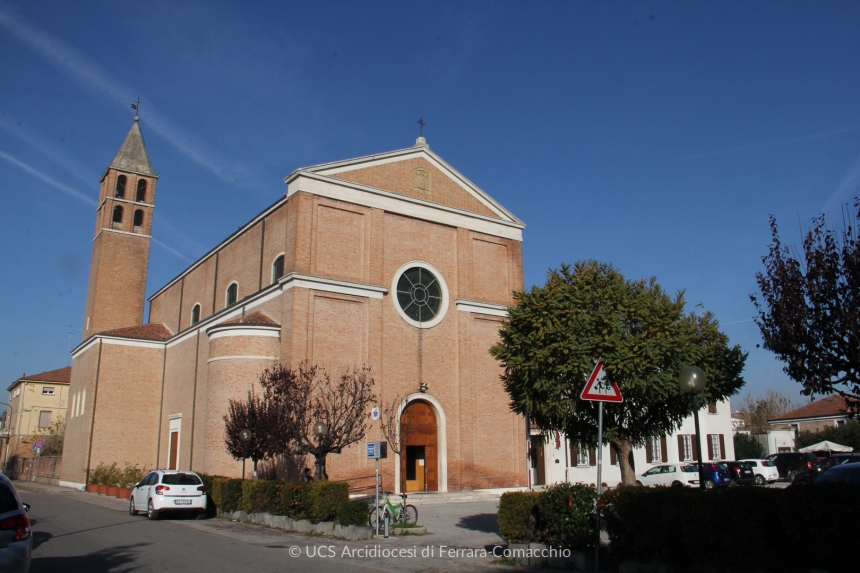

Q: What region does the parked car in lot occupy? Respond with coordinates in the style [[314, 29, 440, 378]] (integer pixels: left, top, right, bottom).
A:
[[636, 463, 700, 487], [0, 474, 31, 573], [765, 451, 819, 480], [720, 461, 755, 486], [129, 470, 207, 520], [739, 459, 779, 485], [812, 461, 860, 485], [792, 453, 860, 485], [681, 462, 732, 489]]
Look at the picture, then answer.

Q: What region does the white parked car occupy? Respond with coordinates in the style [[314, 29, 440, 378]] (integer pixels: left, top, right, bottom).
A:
[[739, 459, 779, 485], [637, 463, 699, 487], [129, 470, 207, 520]]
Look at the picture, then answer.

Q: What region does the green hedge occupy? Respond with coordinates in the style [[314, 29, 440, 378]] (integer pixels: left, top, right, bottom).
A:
[[499, 491, 540, 543], [600, 484, 860, 573], [208, 478, 355, 524], [499, 484, 595, 549], [338, 499, 370, 526]]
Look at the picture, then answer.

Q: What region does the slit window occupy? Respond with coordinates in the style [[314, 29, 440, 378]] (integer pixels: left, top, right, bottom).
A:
[[115, 175, 126, 198], [133, 209, 144, 227], [136, 179, 147, 202], [191, 304, 201, 325], [272, 255, 285, 283], [226, 283, 238, 306], [112, 205, 124, 223]]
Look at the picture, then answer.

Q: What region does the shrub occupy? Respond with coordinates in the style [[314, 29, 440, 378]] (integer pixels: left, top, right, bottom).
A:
[[119, 463, 147, 489], [600, 483, 860, 573], [734, 433, 765, 459], [90, 462, 122, 486], [269, 482, 311, 518], [308, 481, 349, 523], [210, 478, 244, 512], [537, 482, 596, 550], [337, 499, 369, 526], [498, 491, 540, 543]]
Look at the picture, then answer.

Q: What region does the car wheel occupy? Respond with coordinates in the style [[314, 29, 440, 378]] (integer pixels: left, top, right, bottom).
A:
[[636, 481, 643, 487], [129, 496, 138, 516], [788, 470, 800, 480], [704, 479, 715, 490], [147, 499, 159, 521], [671, 481, 683, 487], [795, 479, 809, 486], [754, 474, 765, 486]]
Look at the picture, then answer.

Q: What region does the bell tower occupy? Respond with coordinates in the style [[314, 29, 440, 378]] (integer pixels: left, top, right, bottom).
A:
[[82, 116, 158, 339]]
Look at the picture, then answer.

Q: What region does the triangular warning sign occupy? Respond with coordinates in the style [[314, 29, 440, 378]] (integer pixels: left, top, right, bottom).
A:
[[580, 362, 623, 403]]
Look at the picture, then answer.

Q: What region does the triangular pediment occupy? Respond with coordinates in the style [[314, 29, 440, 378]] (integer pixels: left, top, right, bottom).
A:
[[299, 142, 521, 224]]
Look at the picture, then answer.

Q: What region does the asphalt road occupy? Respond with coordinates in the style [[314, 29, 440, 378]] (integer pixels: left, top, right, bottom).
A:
[[16, 487, 514, 573]]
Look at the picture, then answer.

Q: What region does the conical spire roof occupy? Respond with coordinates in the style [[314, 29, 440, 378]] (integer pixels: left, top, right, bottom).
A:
[[108, 118, 155, 176]]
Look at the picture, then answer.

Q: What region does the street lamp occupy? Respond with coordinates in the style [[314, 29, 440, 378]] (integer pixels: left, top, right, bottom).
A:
[[239, 428, 252, 480], [679, 366, 707, 489], [312, 422, 329, 481]]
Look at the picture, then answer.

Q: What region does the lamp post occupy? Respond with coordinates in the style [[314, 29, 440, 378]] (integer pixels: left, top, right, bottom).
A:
[[312, 422, 328, 480], [679, 366, 707, 489], [239, 428, 252, 480]]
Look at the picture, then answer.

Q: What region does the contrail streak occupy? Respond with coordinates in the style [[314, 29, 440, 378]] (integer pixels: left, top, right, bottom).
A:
[[0, 149, 96, 207]]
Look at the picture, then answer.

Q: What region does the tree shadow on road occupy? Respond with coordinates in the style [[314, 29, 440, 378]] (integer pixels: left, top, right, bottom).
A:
[[31, 542, 150, 573], [456, 512, 500, 535]]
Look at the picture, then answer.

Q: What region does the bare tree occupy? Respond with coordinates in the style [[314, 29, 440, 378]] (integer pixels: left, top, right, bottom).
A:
[[224, 385, 286, 475], [260, 363, 376, 480], [735, 389, 802, 434], [379, 394, 404, 489]]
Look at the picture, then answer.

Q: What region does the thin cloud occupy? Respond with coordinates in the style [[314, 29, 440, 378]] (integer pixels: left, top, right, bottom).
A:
[[0, 149, 96, 207], [0, 114, 99, 186], [152, 237, 193, 263], [823, 152, 860, 213], [0, 6, 245, 185], [678, 127, 860, 161]]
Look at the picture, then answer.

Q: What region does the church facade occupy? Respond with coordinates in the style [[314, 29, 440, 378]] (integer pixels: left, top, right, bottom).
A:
[[60, 120, 528, 492]]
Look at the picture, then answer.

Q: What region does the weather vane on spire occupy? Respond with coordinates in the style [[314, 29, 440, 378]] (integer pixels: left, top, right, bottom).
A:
[[131, 96, 142, 119], [417, 117, 425, 137]]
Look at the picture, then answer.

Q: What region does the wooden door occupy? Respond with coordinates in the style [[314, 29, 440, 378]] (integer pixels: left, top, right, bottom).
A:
[[401, 401, 438, 491], [169, 431, 179, 470], [531, 436, 545, 486]]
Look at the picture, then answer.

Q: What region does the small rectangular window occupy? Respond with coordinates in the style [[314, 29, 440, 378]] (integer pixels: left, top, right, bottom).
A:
[[708, 401, 717, 414], [42, 387, 55, 395], [39, 411, 52, 428]]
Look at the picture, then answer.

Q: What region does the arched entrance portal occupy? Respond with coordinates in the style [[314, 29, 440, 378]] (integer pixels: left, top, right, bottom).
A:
[[400, 400, 438, 492]]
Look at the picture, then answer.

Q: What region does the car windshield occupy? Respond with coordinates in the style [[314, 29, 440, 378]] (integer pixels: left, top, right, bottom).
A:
[[0, 483, 20, 514], [745, 461, 758, 467], [161, 473, 202, 485]]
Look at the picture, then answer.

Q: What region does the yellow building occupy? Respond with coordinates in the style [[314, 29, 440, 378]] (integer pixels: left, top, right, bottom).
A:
[[2, 366, 71, 468]]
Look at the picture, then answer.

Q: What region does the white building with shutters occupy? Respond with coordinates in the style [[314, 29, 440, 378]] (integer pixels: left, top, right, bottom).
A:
[[532, 397, 735, 487]]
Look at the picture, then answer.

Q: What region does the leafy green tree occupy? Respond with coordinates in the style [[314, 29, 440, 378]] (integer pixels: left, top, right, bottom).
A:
[[491, 261, 747, 485], [733, 433, 765, 459], [796, 420, 860, 451], [751, 201, 860, 404], [735, 389, 801, 434]]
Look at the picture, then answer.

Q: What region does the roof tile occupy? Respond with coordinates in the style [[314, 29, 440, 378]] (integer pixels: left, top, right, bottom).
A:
[[98, 323, 172, 341], [769, 395, 857, 421]]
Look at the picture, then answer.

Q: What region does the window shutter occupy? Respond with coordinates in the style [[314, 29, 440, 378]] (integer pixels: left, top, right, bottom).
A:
[[691, 435, 698, 461], [661, 436, 668, 463], [645, 439, 653, 463], [677, 435, 685, 460], [570, 443, 578, 465], [610, 446, 617, 466], [707, 435, 714, 460], [589, 448, 596, 466], [719, 434, 726, 460], [708, 401, 717, 414]]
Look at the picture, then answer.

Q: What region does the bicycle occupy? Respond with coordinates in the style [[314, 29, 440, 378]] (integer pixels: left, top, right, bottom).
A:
[[368, 492, 418, 528]]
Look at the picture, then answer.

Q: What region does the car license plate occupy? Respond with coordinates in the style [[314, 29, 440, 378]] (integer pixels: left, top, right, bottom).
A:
[[174, 499, 192, 505]]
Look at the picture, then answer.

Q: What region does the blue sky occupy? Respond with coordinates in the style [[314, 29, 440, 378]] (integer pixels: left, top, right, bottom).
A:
[[1, 1, 859, 405]]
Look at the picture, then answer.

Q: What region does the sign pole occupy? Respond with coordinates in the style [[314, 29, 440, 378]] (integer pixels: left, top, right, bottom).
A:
[[375, 457, 380, 536], [595, 401, 603, 572]]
